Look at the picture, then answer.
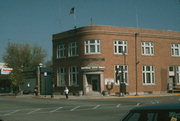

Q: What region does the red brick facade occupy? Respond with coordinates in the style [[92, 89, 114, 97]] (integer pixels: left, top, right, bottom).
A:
[[52, 25, 180, 95]]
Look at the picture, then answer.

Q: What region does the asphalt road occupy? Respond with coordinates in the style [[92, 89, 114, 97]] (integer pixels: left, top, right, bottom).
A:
[[0, 94, 179, 121]]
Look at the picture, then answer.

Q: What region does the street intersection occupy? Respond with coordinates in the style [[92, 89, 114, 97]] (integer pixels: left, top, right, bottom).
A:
[[0, 94, 179, 121]]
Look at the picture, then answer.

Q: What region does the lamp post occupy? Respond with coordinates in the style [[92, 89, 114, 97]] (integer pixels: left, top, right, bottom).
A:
[[44, 72, 47, 97], [37, 63, 43, 95]]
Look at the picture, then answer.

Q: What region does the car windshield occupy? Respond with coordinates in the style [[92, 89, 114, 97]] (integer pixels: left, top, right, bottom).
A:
[[122, 110, 180, 121]]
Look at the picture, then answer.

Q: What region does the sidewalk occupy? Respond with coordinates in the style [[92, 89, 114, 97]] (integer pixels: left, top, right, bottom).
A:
[[13, 92, 180, 100]]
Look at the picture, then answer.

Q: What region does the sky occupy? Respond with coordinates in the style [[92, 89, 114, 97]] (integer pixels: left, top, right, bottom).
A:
[[0, 0, 180, 62]]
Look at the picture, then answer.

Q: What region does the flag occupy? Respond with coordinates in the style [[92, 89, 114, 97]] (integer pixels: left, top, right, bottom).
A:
[[70, 7, 75, 14]]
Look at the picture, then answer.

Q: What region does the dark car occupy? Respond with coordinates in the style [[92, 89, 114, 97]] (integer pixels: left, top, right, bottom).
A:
[[121, 102, 180, 121]]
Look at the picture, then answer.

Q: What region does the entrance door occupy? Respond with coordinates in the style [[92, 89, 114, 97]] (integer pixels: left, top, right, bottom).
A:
[[87, 74, 100, 91], [92, 75, 99, 91]]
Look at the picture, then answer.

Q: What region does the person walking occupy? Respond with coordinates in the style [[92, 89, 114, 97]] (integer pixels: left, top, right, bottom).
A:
[[34, 87, 38, 96], [64, 87, 69, 99]]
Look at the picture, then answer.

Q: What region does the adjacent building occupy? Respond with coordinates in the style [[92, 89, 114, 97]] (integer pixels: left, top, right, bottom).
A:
[[52, 25, 180, 95]]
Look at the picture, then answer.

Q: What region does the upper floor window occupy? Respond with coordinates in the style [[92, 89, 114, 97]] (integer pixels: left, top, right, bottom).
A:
[[85, 40, 100, 54], [171, 44, 180, 57], [115, 65, 128, 84], [57, 44, 65, 59], [176, 66, 180, 84], [68, 42, 78, 57], [114, 40, 127, 55], [57, 67, 66, 87], [69, 66, 79, 86], [142, 65, 155, 85], [141, 42, 154, 56]]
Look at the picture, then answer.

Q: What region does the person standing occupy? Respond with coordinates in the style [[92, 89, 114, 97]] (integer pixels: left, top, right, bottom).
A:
[[64, 87, 69, 99]]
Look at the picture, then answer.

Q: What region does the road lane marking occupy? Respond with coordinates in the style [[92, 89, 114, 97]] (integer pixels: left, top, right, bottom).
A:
[[151, 100, 159, 104], [116, 104, 121, 108], [92, 105, 100, 109], [27, 108, 41, 115], [50, 107, 63, 113], [4, 110, 20, 116], [70, 106, 80, 111], [136, 103, 140, 106]]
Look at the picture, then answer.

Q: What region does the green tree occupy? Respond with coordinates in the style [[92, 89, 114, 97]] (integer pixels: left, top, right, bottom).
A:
[[3, 42, 47, 90]]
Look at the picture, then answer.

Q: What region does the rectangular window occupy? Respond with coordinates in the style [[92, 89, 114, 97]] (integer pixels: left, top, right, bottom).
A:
[[176, 66, 180, 84], [68, 42, 78, 57], [85, 40, 100, 54], [114, 40, 127, 54], [69, 66, 78, 86], [171, 44, 180, 57], [141, 42, 154, 55], [57, 44, 65, 58], [57, 67, 66, 87], [142, 65, 155, 85], [115, 65, 128, 84]]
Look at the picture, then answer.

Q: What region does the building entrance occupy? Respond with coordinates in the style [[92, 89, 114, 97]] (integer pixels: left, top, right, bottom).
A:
[[87, 74, 100, 91]]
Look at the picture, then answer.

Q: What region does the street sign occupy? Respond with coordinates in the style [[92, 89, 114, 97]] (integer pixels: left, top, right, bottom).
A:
[[1, 68, 13, 75]]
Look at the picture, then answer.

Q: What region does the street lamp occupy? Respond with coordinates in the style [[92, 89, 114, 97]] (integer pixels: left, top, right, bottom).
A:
[[44, 72, 47, 97], [37, 63, 43, 95]]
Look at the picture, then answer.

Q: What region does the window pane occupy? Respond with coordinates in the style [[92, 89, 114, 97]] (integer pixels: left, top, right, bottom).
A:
[[146, 66, 150, 71], [143, 73, 146, 83], [90, 40, 95, 43], [146, 73, 151, 83], [90, 45, 95, 52]]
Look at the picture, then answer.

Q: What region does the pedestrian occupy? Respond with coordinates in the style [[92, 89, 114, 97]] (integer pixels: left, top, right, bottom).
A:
[[64, 87, 69, 99], [34, 87, 38, 96]]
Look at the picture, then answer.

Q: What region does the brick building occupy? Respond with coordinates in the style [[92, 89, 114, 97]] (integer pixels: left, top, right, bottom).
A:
[[52, 25, 180, 95]]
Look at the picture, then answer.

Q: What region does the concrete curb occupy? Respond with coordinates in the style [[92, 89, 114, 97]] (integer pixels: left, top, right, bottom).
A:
[[2, 93, 180, 100], [26, 93, 180, 100]]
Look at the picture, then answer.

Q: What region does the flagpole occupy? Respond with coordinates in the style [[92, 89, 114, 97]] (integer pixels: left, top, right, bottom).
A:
[[90, 17, 93, 25], [73, 11, 76, 29], [136, 8, 139, 28], [70, 7, 76, 29]]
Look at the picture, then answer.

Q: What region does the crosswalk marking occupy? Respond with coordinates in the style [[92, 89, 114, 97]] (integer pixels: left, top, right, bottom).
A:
[[27, 108, 41, 115], [4, 110, 19, 116], [70, 106, 80, 111], [116, 104, 121, 108], [50, 107, 63, 113], [92, 105, 100, 109], [136, 103, 140, 106]]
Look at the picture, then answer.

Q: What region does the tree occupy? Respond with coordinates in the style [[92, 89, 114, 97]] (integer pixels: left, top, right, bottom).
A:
[[3, 42, 47, 90]]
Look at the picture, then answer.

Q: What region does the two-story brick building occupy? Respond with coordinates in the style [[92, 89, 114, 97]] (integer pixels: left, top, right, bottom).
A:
[[52, 25, 180, 95]]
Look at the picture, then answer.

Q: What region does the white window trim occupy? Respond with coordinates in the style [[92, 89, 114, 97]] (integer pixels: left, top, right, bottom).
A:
[[57, 67, 66, 87], [69, 66, 79, 86], [68, 42, 78, 57], [57, 44, 66, 59], [176, 66, 180, 85], [142, 65, 155, 85], [114, 40, 128, 55], [141, 42, 154, 56], [114, 65, 128, 85], [171, 44, 180, 57], [84, 40, 101, 54]]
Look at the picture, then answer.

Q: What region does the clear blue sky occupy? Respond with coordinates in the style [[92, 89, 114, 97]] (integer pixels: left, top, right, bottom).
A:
[[0, 0, 180, 62]]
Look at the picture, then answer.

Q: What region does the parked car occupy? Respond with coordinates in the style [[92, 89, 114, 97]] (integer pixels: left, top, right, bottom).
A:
[[121, 102, 180, 121]]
